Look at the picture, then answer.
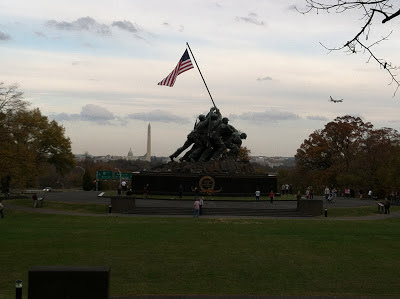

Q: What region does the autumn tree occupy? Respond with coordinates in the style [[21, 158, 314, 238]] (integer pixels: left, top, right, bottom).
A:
[[238, 146, 251, 163], [295, 115, 400, 194], [0, 82, 75, 189], [296, 0, 400, 95]]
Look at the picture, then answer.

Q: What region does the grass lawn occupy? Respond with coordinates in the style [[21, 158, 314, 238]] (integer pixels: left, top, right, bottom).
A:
[[321, 205, 400, 217], [1, 209, 400, 298]]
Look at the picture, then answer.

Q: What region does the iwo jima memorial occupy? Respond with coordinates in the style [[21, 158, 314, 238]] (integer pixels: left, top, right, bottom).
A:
[[121, 44, 322, 217]]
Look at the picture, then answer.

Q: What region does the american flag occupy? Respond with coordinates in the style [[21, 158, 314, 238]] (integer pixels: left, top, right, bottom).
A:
[[157, 49, 194, 87]]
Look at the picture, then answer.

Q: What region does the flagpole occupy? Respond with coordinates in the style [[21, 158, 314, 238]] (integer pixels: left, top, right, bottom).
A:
[[186, 42, 217, 109]]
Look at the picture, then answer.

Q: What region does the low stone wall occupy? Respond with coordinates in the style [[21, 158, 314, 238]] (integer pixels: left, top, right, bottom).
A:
[[297, 199, 323, 216], [28, 266, 110, 299], [110, 197, 136, 213]]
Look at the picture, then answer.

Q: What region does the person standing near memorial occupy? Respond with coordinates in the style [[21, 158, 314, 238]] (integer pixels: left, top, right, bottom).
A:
[[199, 197, 204, 215], [178, 184, 183, 199], [193, 198, 200, 218], [269, 190, 275, 203], [255, 189, 260, 202], [332, 187, 337, 203], [143, 184, 149, 200], [324, 186, 330, 201], [121, 180, 127, 191], [384, 197, 391, 214]]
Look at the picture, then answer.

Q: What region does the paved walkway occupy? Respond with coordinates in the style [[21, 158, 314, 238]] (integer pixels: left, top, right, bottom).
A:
[[4, 191, 399, 220]]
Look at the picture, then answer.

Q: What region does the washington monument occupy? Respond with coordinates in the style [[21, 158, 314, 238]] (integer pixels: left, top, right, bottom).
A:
[[146, 123, 151, 162]]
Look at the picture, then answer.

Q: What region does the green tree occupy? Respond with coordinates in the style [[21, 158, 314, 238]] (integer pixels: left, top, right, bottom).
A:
[[82, 170, 93, 191]]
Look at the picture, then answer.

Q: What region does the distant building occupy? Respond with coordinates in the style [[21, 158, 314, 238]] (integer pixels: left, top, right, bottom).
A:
[[127, 148, 134, 161], [250, 156, 295, 168], [75, 124, 152, 162], [146, 123, 151, 162]]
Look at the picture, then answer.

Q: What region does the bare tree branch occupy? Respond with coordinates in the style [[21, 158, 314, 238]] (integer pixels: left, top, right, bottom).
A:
[[296, 0, 400, 96], [0, 82, 28, 113]]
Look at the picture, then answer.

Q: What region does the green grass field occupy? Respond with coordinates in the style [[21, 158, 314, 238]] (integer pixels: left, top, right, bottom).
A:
[[2, 207, 400, 298]]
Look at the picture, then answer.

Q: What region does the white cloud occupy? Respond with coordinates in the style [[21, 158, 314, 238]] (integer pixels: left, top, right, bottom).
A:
[[112, 20, 138, 33], [51, 104, 116, 124], [0, 30, 11, 40], [229, 109, 300, 123], [46, 17, 111, 35], [256, 76, 273, 81], [127, 109, 190, 124], [307, 115, 329, 121], [235, 12, 265, 26]]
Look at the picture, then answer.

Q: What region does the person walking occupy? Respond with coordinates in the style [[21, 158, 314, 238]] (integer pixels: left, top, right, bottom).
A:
[[193, 198, 200, 218], [269, 190, 275, 203]]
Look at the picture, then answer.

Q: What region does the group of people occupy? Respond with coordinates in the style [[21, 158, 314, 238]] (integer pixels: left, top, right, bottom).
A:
[[32, 193, 43, 208], [324, 186, 338, 203], [281, 184, 293, 195], [305, 186, 314, 199], [118, 180, 132, 195], [193, 197, 204, 217], [169, 107, 247, 162], [255, 189, 275, 203]]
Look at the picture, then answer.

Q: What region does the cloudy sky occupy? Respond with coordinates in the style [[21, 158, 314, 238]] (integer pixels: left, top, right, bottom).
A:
[[1, 1, 400, 157]]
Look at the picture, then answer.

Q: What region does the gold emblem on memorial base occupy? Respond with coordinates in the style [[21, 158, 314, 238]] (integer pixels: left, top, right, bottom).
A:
[[199, 176, 222, 195]]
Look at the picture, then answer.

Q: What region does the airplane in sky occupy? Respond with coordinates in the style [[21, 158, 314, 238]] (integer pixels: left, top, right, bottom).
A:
[[330, 96, 343, 103]]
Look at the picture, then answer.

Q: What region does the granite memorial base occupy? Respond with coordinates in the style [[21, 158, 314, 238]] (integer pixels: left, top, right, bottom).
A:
[[132, 172, 277, 197], [297, 199, 323, 216], [110, 197, 136, 213]]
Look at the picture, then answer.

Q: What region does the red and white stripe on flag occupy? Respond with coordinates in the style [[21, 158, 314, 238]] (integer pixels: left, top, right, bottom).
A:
[[158, 49, 194, 87]]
